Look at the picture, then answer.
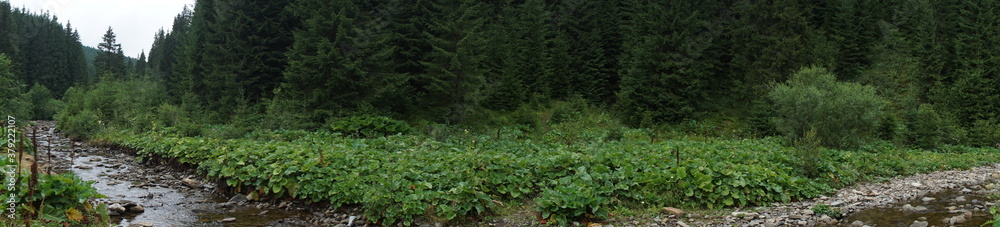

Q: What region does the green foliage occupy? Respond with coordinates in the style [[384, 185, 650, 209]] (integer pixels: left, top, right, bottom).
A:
[[23, 83, 61, 120], [904, 104, 967, 149], [0, 170, 108, 226], [986, 195, 1000, 227], [328, 115, 413, 138], [616, 0, 724, 126], [968, 119, 1000, 147], [769, 66, 887, 148], [535, 167, 613, 225], [93, 27, 127, 81], [103, 127, 862, 225], [55, 79, 168, 138], [811, 204, 842, 219], [0, 133, 108, 226], [0, 53, 29, 119]]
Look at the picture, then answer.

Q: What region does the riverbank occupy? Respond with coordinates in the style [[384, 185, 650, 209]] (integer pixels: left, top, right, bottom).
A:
[[640, 163, 1000, 226]]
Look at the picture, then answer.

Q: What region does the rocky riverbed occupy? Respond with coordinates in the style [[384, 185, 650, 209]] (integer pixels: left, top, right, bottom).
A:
[[28, 121, 368, 227], [634, 163, 1000, 227]]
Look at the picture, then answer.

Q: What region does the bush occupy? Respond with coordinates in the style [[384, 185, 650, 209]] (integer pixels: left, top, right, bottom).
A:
[[55, 79, 168, 138], [328, 115, 413, 138], [968, 119, 1000, 147], [57, 109, 101, 139], [155, 103, 185, 127], [904, 104, 967, 149], [769, 66, 887, 148], [23, 83, 61, 120]]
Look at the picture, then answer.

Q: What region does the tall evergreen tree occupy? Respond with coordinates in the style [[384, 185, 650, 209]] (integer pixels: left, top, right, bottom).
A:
[[617, 0, 725, 125], [556, 0, 623, 103], [0, 1, 13, 57], [93, 27, 126, 81], [415, 0, 489, 123], [135, 50, 147, 76], [727, 0, 825, 96], [176, 0, 295, 122]]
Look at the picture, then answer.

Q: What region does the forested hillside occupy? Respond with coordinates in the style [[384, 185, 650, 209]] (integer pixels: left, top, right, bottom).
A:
[[3, 0, 1000, 225], [127, 0, 997, 146]]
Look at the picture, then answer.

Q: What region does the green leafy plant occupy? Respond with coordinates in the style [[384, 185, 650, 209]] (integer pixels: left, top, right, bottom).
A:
[[811, 204, 842, 219], [985, 195, 1000, 227]]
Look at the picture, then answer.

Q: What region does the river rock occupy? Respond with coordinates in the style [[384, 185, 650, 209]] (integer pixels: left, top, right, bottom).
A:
[[914, 206, 928, 212], [129, 222, 154, 227], [803, 209, 814, 215], [108, 203, 126, 213], [818, 215, 832, 224], [830, 201, 844, 206], [662, 207, 685, 216], [77, 166, 92, 169], [909, 220, 928, 227], [954, 196, 966, 202], [221, 217, 236, 222], [851, 220, 865, 227], [796, 220, 808, 226], [181, 178, 201, 188], [940, 215, 968, 225], [89, 157, 101, 162], [921, 197, 935, 202], [129, 205, 145, 213], [902, 204, 915, 211]]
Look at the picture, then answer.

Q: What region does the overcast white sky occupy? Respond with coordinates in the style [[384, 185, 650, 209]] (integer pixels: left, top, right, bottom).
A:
[[7, 0, 195, 58]]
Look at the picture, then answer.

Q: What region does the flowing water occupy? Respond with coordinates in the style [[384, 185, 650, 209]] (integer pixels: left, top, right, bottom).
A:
[[842, 187, 994, 226]]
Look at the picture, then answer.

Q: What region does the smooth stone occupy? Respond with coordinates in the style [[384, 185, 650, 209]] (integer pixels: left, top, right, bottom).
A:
[[221, 217, 236, 222], [129, 222, 154, 227], [129, 205, 145, 213], [909, 220, 928, 227], [663, 207, 686, 216], [108, 203, 126, 213]]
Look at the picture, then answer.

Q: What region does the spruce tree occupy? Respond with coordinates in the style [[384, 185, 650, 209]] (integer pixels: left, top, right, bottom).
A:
[[135, 50, 147, 76], [0, 1, 13, 57], [415, 0, 489, 123], [617, 0, 724, 125], [93, 27, 127, 81]]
